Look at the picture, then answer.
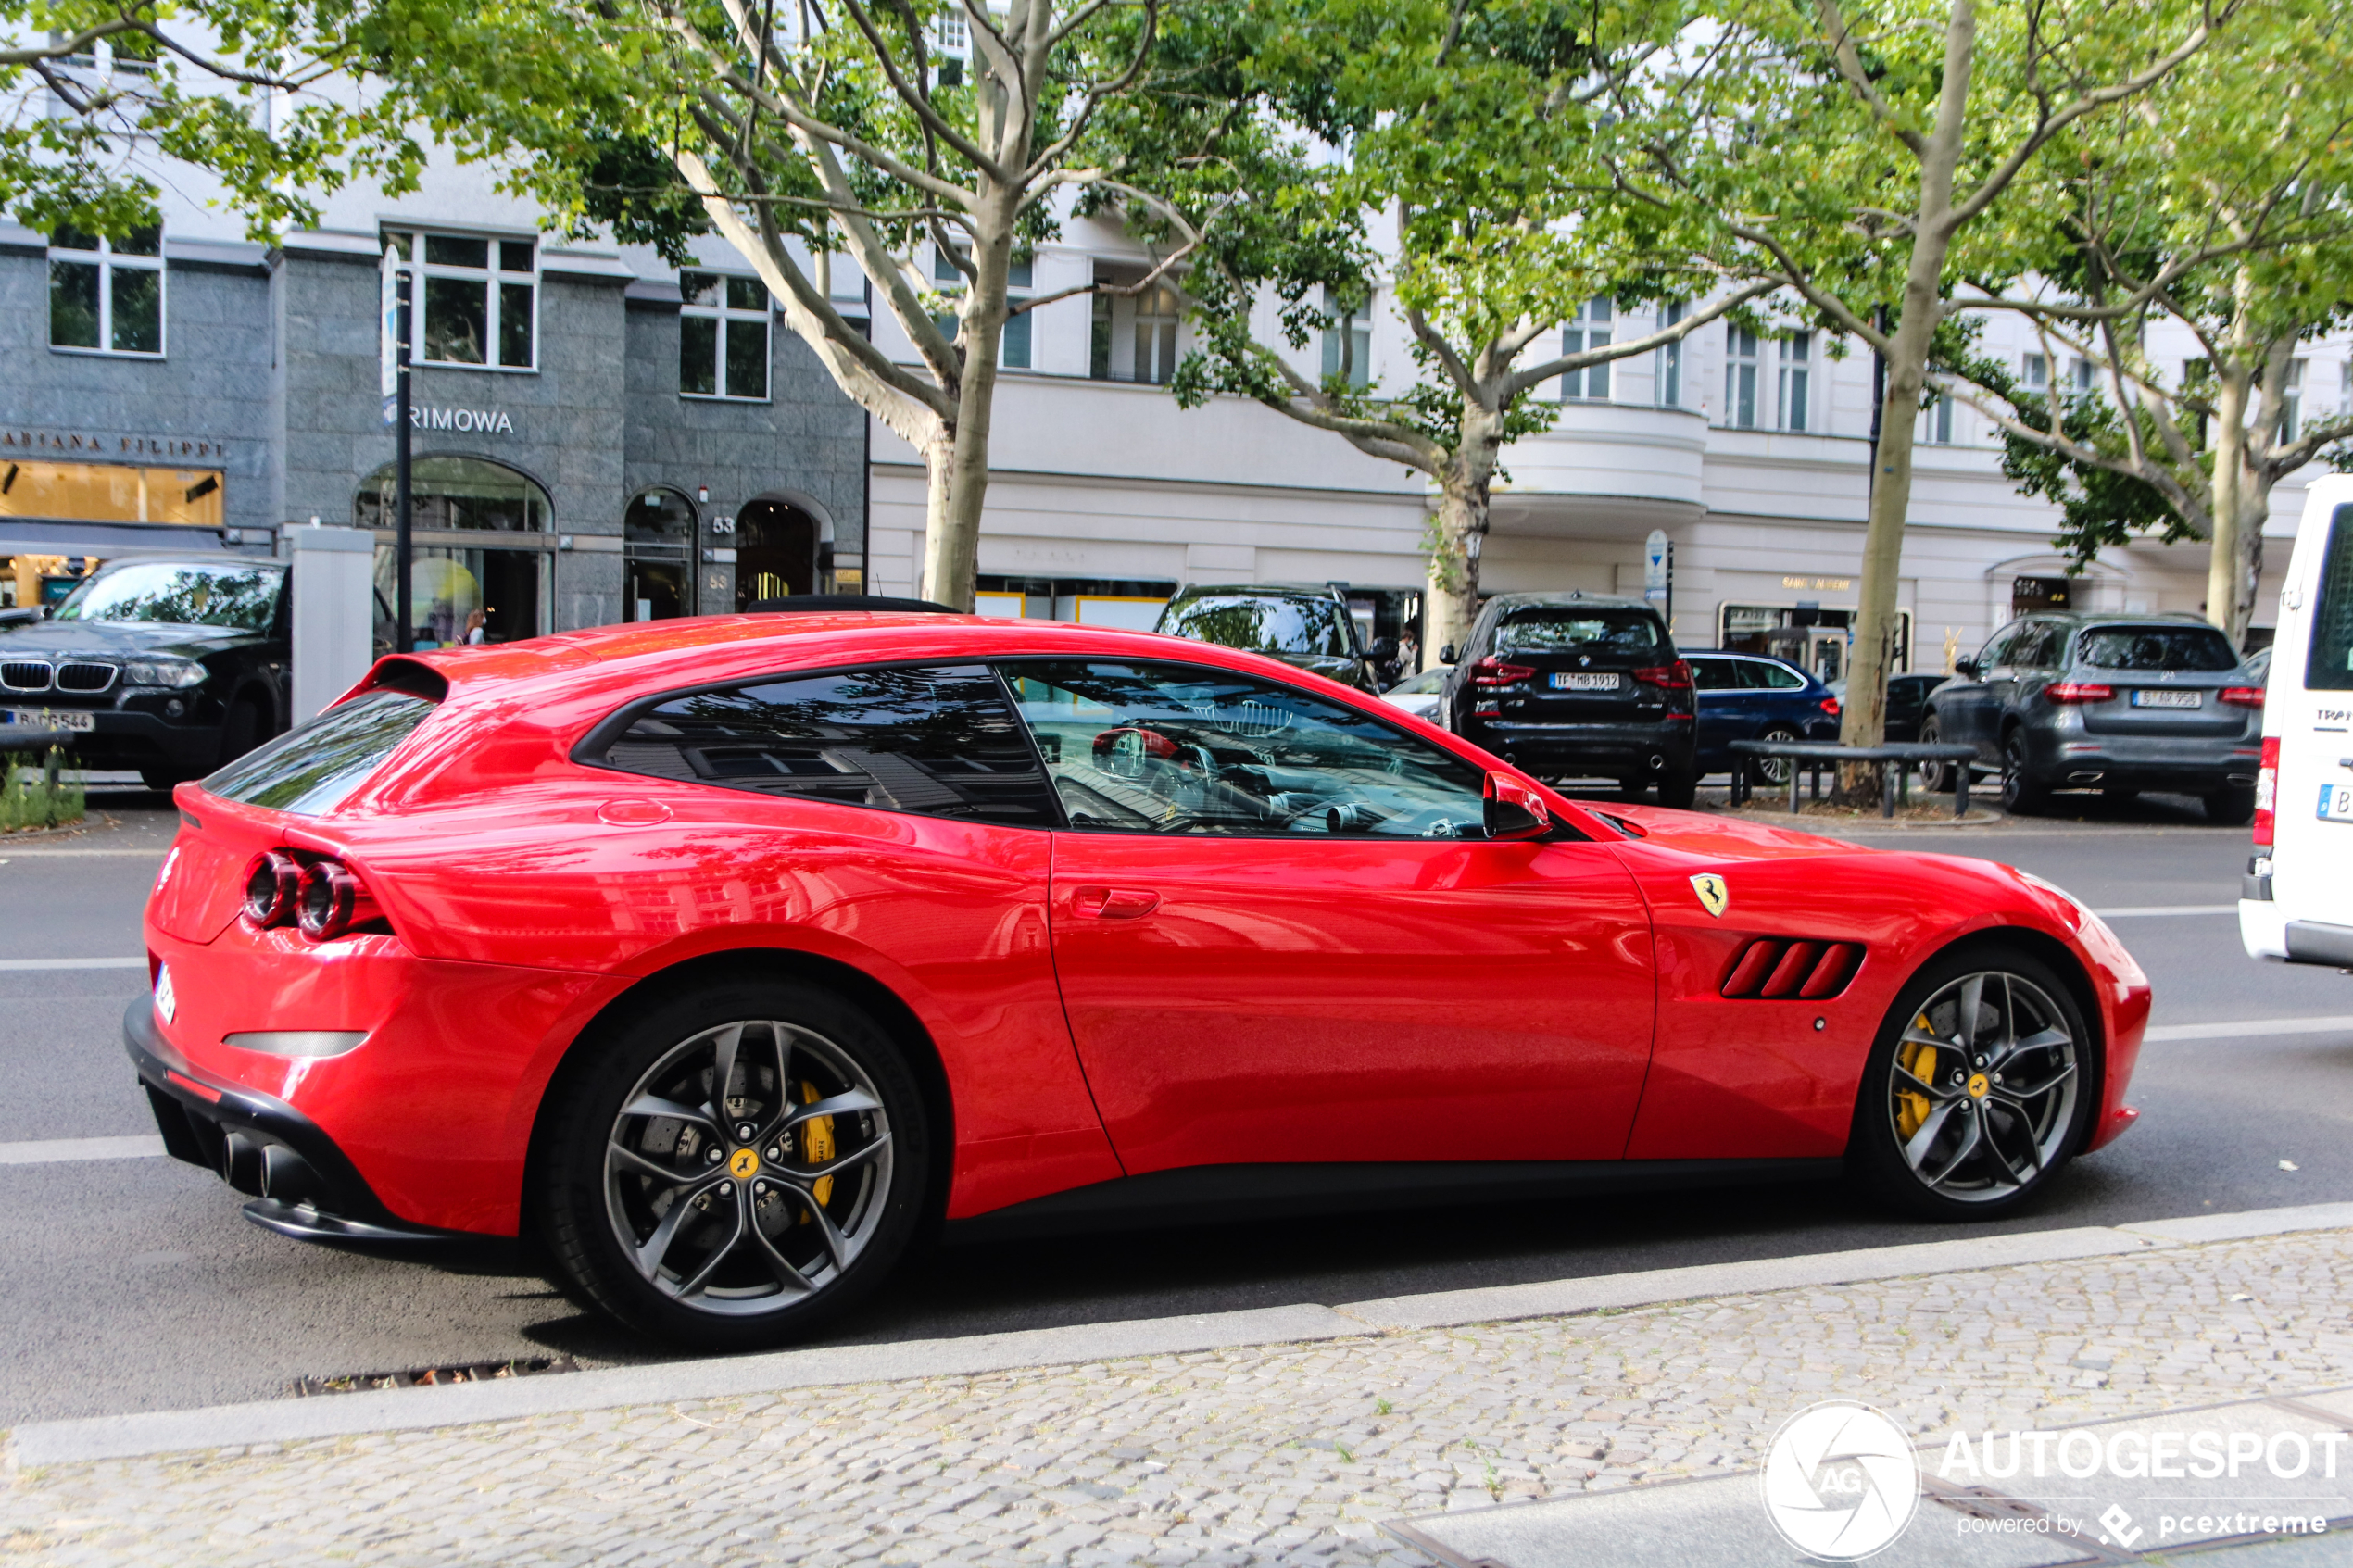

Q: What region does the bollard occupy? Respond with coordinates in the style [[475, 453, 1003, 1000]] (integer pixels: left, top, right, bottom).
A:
[[1881, 759, 1894, 819]]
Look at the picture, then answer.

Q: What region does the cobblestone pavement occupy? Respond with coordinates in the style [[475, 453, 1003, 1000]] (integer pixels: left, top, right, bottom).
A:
[[6, 1229, 2351, 1567]]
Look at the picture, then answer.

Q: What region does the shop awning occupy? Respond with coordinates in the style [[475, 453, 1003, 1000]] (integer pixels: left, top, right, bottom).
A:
[[0, 518, 273, 557]]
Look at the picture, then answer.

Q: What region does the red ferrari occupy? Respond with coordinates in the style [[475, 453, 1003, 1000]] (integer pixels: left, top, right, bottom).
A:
[[132, 614, 2149, 1347]]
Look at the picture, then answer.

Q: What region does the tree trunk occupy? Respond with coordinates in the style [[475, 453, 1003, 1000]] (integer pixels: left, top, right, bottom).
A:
[[1422, 401, 1506, 670], [2204, 366, 2251, 645], [918, 190, 1017, 613]]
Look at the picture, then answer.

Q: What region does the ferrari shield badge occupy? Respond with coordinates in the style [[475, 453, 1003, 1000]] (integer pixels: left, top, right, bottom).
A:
[[1691, 873, 1730, 918]]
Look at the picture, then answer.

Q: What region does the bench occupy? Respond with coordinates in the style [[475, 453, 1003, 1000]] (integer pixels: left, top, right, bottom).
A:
[[1727, 739, 1982, 819]]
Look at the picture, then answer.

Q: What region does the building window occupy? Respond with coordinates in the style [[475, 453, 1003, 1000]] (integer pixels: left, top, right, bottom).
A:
[[680, 271, 771, 399], [2069, 356, 2095, 393], [2021, 352, 2048, 392], [2280, 358, 2306, 444], [931, 245, 1031, 369], [1777, 332, 1812, 432], [48, 226, 164, 356], [1320, 286, 1369, 390], [1656, 303, 1685, 408], [1919, 391, 1956, 445], [385, 232, 536, 370], [1138, 285, 1183, 386], [0, 459, 220, 524], [1561, 298, 1612, 401], [1724, 325, 1759, 428]]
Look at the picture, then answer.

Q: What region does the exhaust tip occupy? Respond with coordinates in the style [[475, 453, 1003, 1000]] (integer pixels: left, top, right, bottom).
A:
[[220, 1131, 266, 1197]]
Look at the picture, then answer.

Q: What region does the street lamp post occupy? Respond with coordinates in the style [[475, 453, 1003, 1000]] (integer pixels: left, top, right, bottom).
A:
[[381, 244, 415, 652]]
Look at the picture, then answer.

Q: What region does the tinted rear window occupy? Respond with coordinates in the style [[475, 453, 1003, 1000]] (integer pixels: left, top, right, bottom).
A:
[[202, 689, 436, 814], [1494, 608, 1667, 659], [1160, 595, 1352, 658], [2307, 506, 2353, 690], [2075, 625, 2238, 672], [594, 663, 1056, 826]]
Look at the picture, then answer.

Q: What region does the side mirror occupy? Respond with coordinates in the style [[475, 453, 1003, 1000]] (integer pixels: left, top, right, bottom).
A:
[[1365, 636, 1398, 663], [1954, 658, 1980, 680], [1438, 644, 1458, 666], [1483, 771, 1551, 840]]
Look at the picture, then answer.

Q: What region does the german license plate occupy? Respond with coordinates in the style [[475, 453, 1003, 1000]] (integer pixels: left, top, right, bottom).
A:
[[0, 708, 94, 733], [2130, 689, 2200, 709], [2320, 784, 2353, 823], [1551, 671, 1619, 691]]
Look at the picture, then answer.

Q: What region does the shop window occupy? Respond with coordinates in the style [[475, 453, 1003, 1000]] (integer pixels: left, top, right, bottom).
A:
[[1724, 326, 1759, 428], [384, 231, 536, 370], [1560, 299, 1611, 401], [48, 225, 164, 356], [0, 459, 220, 525], [680, 271, 771, 399], [1319, 287, 1369, 390], [353, 455, 551, 533]]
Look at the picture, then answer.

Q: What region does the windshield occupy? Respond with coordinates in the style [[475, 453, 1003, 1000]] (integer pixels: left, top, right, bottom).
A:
[[1160, 595, 1353, 658], [1494, 608, 1667, 660], [2074, 625, 2238, 673], [202, 689, 435, 814], [53, 562, 282, 631]]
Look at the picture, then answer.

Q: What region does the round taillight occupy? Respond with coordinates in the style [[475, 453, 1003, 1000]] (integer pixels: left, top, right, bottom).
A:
[[295, 859, 361, 941], [242, 851, 301, 929]]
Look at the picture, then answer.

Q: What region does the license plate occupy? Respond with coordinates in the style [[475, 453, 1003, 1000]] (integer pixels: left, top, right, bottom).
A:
[[1550, 672, 1619, 691], [0, 708, 95, 732], [2129, 689, 2201, 709]]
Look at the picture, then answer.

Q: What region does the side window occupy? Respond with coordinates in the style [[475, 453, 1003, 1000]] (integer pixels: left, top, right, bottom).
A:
[[592, 663, 1056, 826], [1979, 624, 2020, 670], [2017, 623, 2062, 669], [1688, 658, 1739, 692], [2307, 506, 2353, 690], [1000, 660, 1492, 838], [1746, 660, 1805, 690]]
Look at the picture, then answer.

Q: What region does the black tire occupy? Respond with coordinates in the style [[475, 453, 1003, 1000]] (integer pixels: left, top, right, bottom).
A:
[[138, 767, 188, 793], [215, 694, 264, 771], [1655, 762, 1697, 809], [1918, 721, 1955, 794], [535, 976, 931, 1348], [1849, 943, 2095, 1221], [1999, 729, 2048, 815], [1746, 724, 1803, 787], [2204, 784, 2256, 826]]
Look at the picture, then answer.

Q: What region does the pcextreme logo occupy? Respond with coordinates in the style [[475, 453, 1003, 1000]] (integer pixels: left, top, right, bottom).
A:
[[1761, 1401, 1919, 1560]]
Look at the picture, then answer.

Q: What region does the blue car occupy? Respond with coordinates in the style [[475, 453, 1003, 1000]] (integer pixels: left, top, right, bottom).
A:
[[1686, 650, 1842, 783]]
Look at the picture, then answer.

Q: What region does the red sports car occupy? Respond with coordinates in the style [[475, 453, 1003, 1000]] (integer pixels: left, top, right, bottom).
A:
[[132, 614, 2149, 1347]]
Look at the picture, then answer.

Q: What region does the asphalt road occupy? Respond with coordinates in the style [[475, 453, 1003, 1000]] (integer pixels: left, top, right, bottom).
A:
[[3, 786, 2347, 1427]]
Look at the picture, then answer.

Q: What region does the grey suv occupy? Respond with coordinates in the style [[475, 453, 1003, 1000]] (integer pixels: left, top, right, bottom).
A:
[[1920, 613, 2264, 821]]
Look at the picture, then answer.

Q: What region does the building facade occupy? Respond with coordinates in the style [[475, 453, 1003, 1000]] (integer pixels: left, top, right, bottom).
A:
[[1, 178, 867, 646]]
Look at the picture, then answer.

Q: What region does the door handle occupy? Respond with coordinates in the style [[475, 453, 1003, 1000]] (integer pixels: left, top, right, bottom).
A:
[[1072, 885, 1159, 920]]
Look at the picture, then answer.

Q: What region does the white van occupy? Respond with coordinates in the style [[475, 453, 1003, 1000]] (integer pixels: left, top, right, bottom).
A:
[[2241, 473, 2353, 966]]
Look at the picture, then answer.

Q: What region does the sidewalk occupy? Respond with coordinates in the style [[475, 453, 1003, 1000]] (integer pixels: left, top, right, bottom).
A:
[[6, 1207, 2352, 1566]]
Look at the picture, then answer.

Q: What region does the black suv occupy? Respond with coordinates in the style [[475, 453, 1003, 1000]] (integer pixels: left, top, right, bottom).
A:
[[1155, 584, 1391, 691], [0, 556, 289, 789], [1921, 612, 2262, 821], [1437, 591, 1696, 805]]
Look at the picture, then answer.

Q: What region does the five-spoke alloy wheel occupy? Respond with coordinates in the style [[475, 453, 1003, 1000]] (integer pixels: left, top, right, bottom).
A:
[[1853, 947, 2094, 1218], [538, 978, 929, 1348]]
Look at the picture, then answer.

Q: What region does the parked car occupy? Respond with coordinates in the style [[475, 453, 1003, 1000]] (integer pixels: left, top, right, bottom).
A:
[[1437, 592, 1696, 805], [1920, 612, 2263, 820], [1688, 651, 1841, 784], [1155, 583, 1390, 690], [137, 611, 2147, 1348], [0, 555, 288, 789], [1826, 671, 1949, 746], [2242, 645, 2271, 689], [1380, 666, 1448, 719]]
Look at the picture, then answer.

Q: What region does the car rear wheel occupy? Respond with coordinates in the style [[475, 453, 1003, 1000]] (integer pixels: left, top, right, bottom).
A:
[[1918, 720, 1956, 793], [1999, 730, 2048, 815], [2204, 784, 2256, 826], [1655, 761, 1697, 809], [1851, 946, 2093, 1220], [537, 977, 930, 1348], [1746, 724, 1803, 787]]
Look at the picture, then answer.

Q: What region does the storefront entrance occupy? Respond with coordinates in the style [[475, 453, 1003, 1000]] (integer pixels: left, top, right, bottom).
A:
[[1718, 603, 1914, 681], [734, 499, 820, 608], [623, 488, 697, 621], [357, 457, 552, 649]]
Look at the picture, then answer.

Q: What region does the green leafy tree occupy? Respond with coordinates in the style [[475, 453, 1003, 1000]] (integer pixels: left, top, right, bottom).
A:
[[1618, 0, 2236, 790]]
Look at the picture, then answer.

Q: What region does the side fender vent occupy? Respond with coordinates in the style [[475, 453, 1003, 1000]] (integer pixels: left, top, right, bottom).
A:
[[1722, 938, 1865, 1000]]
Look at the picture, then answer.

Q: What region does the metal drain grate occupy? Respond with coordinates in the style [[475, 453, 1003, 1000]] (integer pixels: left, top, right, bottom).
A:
[[291, 1355, 582, 1397]]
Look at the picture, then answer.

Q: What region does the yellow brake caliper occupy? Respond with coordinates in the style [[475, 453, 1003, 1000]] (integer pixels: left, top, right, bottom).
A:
[[1895, 1014, 1937, 1140], [799, 1081, 836, 1213]]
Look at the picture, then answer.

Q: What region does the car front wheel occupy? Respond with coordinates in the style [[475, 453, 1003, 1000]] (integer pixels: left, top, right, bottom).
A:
[[2000, 730, 2048, 814], [1851, 946, 2093, 1220], [537, 976, 930, 1348]]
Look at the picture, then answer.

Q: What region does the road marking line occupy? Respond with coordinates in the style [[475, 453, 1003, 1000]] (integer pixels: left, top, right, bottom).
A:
[[0, 1135, 164, 1164], [0, 956, 147, 971], [2093, 904, 2238, 917], [2145, 1014, 2353, 1042], [0, 847, 171, 856]]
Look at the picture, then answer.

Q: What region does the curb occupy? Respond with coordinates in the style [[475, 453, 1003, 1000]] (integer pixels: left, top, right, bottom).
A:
[[12, 1199, 2353, 1471]]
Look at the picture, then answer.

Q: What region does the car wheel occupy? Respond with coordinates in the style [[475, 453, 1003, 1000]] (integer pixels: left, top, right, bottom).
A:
[[1655, 761, 1697, 809], [1850, 946, 2093, 1220], [138, 767, 189, 792], [1999, 730, 2048, 814], [2204, 784, 2256, 826], [1918, 720, 1953, 793], [537, 976, 931, 1348], [1747, 724, 1802, 787], [215, 694, 264, 770]]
